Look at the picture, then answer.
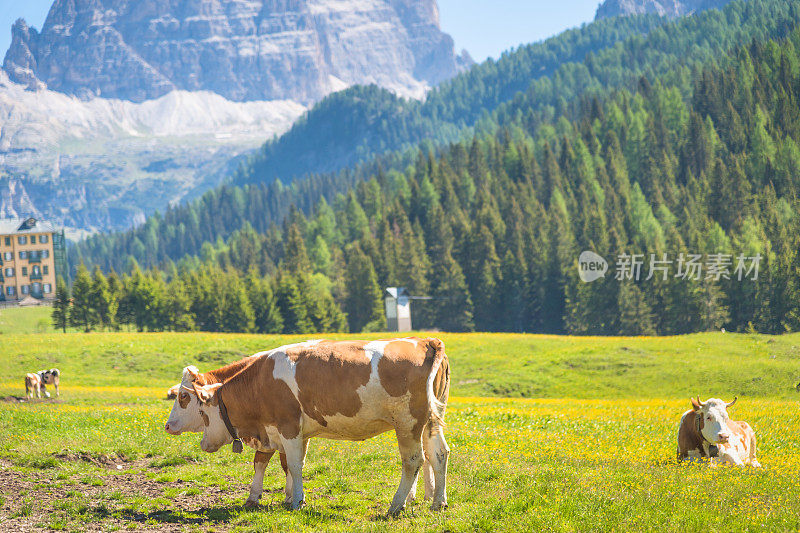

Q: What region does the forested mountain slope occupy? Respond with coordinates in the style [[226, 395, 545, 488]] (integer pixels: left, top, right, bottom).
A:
[[72, 0, 800, 274], [232, 15, 666, 185], [63, 26, 800, 336]]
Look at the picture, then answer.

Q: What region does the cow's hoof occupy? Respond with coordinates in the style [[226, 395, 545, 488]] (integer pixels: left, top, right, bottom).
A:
[[244, 499, 259, 509], [431, 501, 448, 511], [387, 504, 405, 517], [290, 500, 306, 511]]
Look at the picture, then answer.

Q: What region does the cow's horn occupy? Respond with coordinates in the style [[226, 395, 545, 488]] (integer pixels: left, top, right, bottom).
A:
[[727, 396, 738, 408], [696, 395, 705, 408]]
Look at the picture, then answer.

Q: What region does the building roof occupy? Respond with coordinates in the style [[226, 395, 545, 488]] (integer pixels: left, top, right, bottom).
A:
[[0, 218, 58, 235]]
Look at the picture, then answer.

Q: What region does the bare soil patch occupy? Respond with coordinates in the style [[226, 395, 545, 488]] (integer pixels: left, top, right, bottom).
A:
[[0, 460, 264, 531]]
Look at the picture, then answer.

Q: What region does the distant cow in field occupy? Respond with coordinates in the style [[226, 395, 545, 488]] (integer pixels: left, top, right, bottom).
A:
[[677, 396, 760, 466], [172, 337, 451, 515], [165, 357, 289, 507], [24, 368, 60, 399], [25, 372, 42, 399], [40, 369, 60, 397]]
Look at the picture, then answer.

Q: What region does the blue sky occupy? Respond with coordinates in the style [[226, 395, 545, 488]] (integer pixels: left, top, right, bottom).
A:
[[0, 0, 602, 64]]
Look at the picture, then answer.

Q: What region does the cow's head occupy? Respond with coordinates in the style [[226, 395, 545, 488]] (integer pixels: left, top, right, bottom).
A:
[[691, 396, 736, 444], [190, 382, 232, 453], [164, 366, 208, 435]]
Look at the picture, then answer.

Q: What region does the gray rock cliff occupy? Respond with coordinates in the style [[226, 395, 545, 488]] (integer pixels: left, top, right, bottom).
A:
[[595, 0, 733, 19], [3, 0, 470, 104]]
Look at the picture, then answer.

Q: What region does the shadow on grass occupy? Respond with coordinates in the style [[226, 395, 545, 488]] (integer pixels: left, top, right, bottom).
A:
[[122, 505, 237, 525], [121, 502, 347, 525]]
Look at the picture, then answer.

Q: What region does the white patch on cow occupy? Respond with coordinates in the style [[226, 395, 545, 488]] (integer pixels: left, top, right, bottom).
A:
[[165, 366, 205, 434], [198, 403, 231, 453], [270, 340, 324, 396], [301, 340, 418, 441]]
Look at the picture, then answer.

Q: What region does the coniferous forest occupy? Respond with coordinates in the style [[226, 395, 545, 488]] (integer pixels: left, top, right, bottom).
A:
[[58, 0, 800, 335]]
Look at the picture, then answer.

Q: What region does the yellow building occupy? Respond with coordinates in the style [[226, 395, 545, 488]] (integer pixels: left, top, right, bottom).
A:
[[0, 218, 65, 302]]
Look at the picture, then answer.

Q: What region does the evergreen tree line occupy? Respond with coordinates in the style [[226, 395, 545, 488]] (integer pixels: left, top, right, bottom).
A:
[[60, 29, 800, 335], [70, 0, 800, 276]]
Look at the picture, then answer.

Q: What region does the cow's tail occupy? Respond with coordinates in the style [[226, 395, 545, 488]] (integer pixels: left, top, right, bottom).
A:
[[425, 338, 449, 428]]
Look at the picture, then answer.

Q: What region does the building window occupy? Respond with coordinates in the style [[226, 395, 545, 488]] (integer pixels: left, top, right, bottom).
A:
[[43, 283, 52, 294], [40, 235, 48, 244], [42, 250, 49, 258], [18, 236, 27, 245], [31, 282, 41, 294], [21, 285, 29, 295], [22, 267, 27, 276], [3, 237, 9, 246], [32, 266, 40, 276], [43, 265, 49, 275], [19, 251, 27, 259], [3, 252, 10, 261], [4, 268, 12, 277], [6, 286, 14, 296]]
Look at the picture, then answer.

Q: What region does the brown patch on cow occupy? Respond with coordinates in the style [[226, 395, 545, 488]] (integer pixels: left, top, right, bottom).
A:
[[378, 338, 445, 438], [254, 450, 274, 465], [677, 411, 706, 460], [215, 356, 303, 440], [200, 410, 210, 427], [178, 391, 191, 409], [287, 341, 372, 427]]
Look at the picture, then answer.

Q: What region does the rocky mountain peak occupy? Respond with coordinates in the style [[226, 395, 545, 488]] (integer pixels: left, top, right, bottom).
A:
[[3, 0, 470, 104], [595, 0, 733, 19]]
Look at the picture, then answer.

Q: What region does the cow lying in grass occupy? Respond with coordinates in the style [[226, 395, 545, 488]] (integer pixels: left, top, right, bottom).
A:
[[677, 396, 760, 466], [171, 338, 451, 515], [164, 357, 289, 507], [25, 368, 60, 398]]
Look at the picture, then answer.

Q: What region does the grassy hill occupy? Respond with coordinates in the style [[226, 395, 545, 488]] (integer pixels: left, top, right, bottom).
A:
[[0, 332, 799, 530], [0, 331, 797, 399]]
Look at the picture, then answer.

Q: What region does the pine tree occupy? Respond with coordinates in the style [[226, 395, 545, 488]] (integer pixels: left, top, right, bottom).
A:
[[275, 273, 314, 334], [69, 263, 97, 332], [431, 251, 474, 332], [91, 266, 118, 330], [343, 244, 385, 333], [51, 276, 71, 333]]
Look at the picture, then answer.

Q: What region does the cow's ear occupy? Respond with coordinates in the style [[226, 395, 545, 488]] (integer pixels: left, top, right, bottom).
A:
[[192, 382, 222, 404], [690, 396, 702, 411]]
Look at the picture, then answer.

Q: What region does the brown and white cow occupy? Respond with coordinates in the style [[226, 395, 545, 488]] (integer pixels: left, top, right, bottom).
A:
[[24, 369, 60, 399], [165, 356, 290, 507], [40, 368, 60, 397], [178, 337, 451, 515], [25, 372, 42, 399], [677, 396, 760, 467]]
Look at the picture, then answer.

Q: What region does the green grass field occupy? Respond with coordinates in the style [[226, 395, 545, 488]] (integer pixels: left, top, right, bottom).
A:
[[0, 331, 799, 531], [0, 305, 56, 335]]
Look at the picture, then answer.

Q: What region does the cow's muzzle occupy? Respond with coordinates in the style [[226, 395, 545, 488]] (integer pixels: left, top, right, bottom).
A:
[[164, 423, 181, 435]]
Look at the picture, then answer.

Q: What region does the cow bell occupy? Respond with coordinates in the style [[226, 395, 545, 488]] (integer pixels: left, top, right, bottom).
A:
[[232, 439, 244, 454]]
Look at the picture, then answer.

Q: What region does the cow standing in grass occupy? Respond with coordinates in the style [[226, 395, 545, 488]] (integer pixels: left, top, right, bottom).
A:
[[177, 337, 451, 515], [165, 357, 289, 507], [24, 368, 60, 399], [40, 369, 60, 397], [25, 372, 42, 399], [677, 396, 760, 466]]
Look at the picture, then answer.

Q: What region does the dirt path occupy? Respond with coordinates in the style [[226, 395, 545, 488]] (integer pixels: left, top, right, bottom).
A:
[[0, 457, 277, 531]]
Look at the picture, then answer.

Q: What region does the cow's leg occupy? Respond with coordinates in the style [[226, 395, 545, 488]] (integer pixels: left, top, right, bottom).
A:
[[282, 437, 308, 510], [749, 434, 761, 467], [388, 433, 424, 516], [245, 450, 275, 508], [54, 380, 59, 397], [279, 452, 293, 506], [423, 427, 450, 511]]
